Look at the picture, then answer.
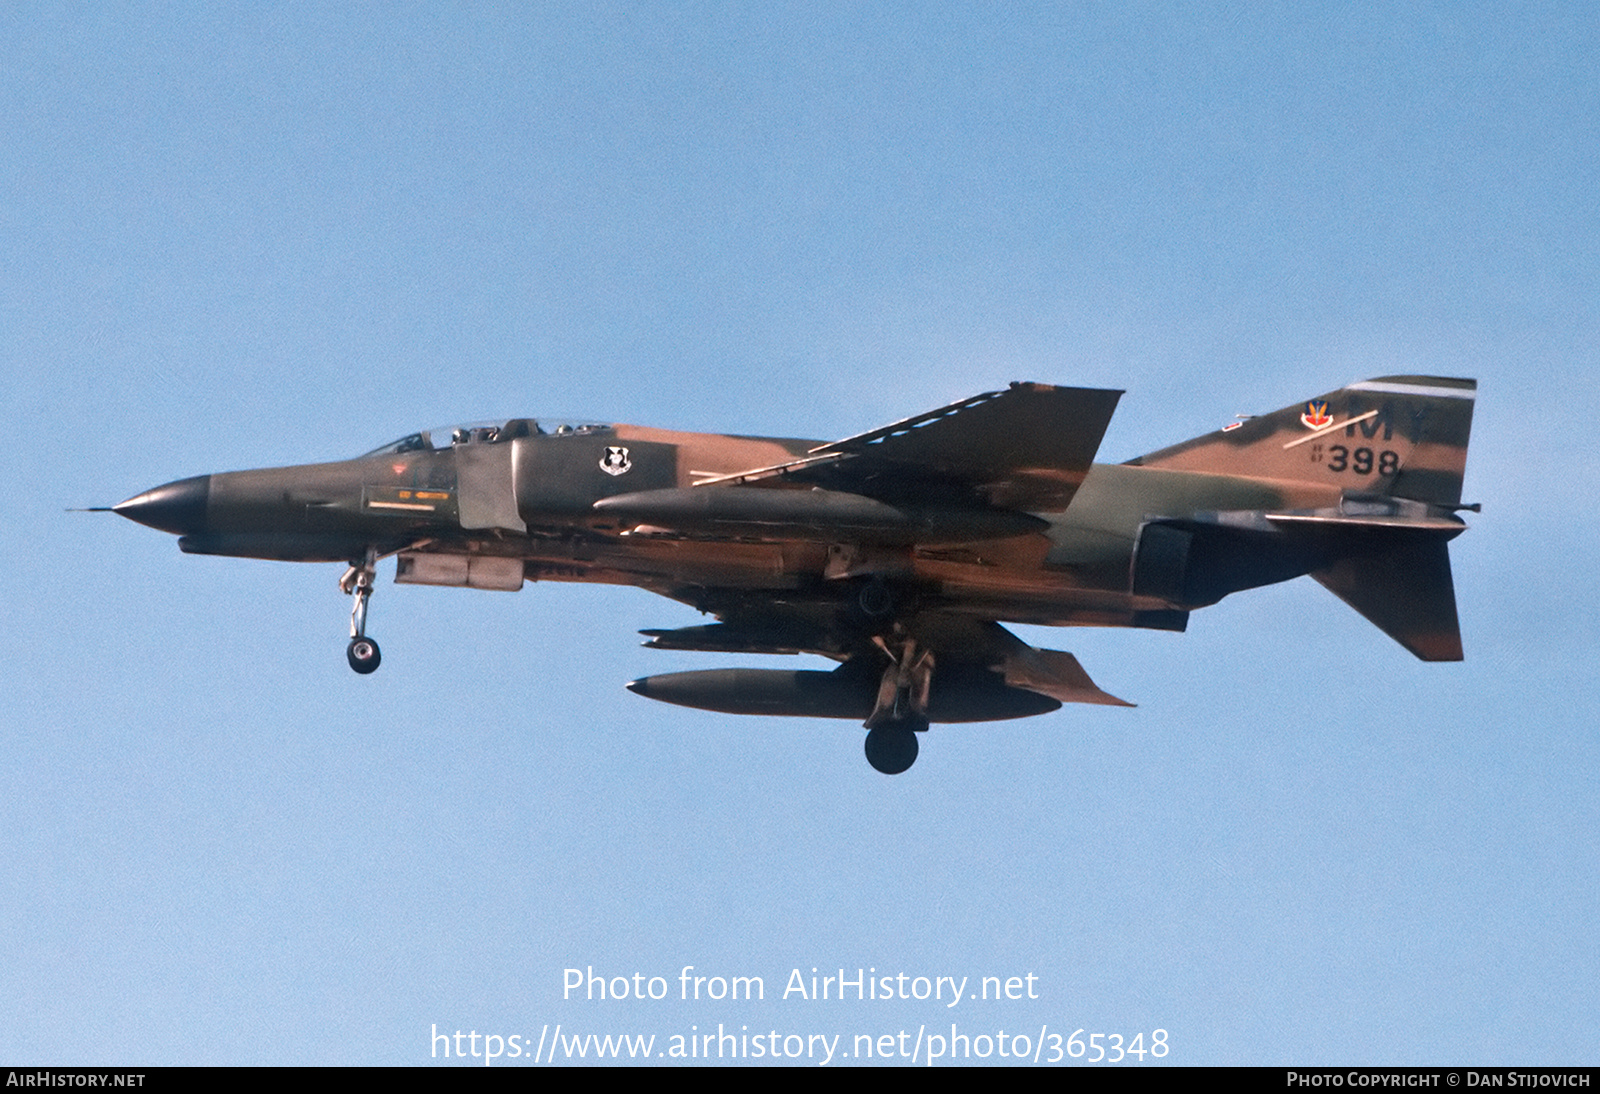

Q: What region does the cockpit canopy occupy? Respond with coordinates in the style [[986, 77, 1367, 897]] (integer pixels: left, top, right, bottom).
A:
[[363, 419, 611, 457]]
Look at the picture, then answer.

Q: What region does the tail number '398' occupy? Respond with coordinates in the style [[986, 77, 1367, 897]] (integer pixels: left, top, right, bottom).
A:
[[1322, 446, 1399, 476]]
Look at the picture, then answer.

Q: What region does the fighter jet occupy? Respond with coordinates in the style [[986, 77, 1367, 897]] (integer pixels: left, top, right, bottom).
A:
[[108, 375, 1476, 773]]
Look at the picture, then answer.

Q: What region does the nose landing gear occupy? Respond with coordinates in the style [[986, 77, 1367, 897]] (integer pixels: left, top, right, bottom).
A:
[[341, 548, 381, 674]]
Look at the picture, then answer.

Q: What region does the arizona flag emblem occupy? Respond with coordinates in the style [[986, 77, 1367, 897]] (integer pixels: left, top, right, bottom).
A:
[[1300, 400, 1333, 429]]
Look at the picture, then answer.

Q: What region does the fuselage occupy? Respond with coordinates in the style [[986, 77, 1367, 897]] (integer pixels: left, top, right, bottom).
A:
[[108, 376, 1476, 770], [115, 419, 1347, 630]]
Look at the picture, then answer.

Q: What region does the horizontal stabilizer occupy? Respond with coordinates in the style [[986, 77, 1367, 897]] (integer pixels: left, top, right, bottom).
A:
[[1311, 538, 1463, 661], [1264, 511, 1467, 536]]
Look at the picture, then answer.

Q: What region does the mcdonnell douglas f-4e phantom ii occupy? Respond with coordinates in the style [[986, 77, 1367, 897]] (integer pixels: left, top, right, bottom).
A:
[[109, 375, 1476, 773]]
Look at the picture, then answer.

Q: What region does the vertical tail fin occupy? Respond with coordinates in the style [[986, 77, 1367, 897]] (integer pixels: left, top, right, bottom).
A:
[[1133, 376, 1477, 660], [1132, 376, 1476, 505]]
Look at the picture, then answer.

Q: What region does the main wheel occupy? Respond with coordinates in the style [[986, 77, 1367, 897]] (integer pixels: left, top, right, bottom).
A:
[[347, 636, 381, 674], [864, 726, 919, 774]]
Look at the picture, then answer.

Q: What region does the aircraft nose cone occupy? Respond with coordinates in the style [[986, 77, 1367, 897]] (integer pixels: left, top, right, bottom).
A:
[[113, 474, 211, 535]]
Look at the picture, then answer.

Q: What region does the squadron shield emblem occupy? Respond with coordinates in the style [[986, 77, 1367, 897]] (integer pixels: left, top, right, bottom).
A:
[[600, 446, 633, 476], [1300, 400, 1333, 429]]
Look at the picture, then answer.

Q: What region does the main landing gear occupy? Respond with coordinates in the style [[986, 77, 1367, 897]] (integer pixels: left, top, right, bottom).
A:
[[863, 633, 933, 775], [341, 548, 381, 674]]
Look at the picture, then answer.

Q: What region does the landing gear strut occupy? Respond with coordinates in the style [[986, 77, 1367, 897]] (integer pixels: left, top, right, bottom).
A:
[[341, 548, 381, 674], [863, 633, 933, 774]]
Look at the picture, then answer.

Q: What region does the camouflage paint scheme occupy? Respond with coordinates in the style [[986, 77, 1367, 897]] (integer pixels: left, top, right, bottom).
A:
[[113, 376, 1476, 772]]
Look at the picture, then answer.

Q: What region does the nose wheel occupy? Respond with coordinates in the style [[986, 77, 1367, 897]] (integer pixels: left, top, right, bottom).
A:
[[341, 548, 381, 674], [347, 635, 381, 674]]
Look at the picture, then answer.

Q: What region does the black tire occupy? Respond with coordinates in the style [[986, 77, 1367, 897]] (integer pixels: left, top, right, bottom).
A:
[[347, 637, 381, 674], [864, 726, 919, 774]]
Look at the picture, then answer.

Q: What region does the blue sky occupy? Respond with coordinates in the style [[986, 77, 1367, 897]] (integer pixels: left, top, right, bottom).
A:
[[3, 2, 1596, 1065]]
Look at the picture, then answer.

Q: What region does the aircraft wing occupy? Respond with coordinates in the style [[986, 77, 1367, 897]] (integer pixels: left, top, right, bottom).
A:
[[636, 608, 1133, 716], [695, 383, 1123, 513]]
